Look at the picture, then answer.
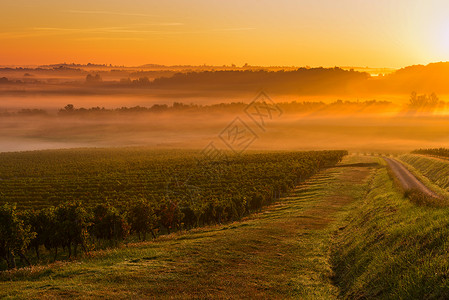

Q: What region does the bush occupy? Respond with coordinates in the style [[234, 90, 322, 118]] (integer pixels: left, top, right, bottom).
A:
[[128, 199, 159, 240], [403, 189, 446, 207], [0, 204, 35, 269], [92, 204, 129, 244], [157, 199, 183, 234], [54, 202, 90, 257]]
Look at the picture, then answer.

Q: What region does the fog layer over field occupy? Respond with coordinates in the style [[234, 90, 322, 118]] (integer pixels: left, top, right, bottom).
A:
[[1, 100, 448, 153], [2, 63, 449, 153]]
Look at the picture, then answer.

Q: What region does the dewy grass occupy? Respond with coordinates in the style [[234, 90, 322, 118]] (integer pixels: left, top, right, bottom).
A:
[[332, 164, 449, 298], [403, 188, 447, 207], [399, 154, 449, 195], [3, 155, 449, 299]]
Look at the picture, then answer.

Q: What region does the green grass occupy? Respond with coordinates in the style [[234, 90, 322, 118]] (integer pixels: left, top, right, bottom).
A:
[[332, 159, 449, 298], [4, 154, 449, 299], [399, 154, 449, 195], [0, 155, 376, 299]]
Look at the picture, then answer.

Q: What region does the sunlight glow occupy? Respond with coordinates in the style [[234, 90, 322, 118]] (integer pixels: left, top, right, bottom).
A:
[[0, 0, 447, 67]]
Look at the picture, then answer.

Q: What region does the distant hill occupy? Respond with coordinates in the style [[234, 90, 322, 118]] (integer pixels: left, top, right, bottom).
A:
[[381, 62, 449, 93], [149, 67, 370, 94], [3, 61, 449, 95]]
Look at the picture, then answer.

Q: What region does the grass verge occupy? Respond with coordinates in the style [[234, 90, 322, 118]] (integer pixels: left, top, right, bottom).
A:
[[398, 154, 449, 198], [332, 162, 449, 298]]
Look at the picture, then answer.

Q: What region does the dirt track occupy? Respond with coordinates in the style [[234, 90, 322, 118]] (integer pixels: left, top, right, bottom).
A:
[[384, 157, 440, 198]]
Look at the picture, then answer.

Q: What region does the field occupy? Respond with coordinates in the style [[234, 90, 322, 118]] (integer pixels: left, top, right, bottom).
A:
[[0, 155, 375, 298], [0, 148, 346, 210], [2, 154, 449, 298], [0, 149, 346, 271], [4, 1, 449, 298]]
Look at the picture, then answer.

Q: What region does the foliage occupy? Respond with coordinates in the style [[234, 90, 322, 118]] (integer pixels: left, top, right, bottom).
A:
[[403, 189, 446, 207], [412, 147, 449, 158], [0, 149, 347, 270], [92, 204, 129, 243], [19, 209, 57, 259], [157, 198, 184, 233], [54, 202, 90, 257], [401, 153, 449, 190], [0, 204, 35, 269], [127, 199, 159, 240]]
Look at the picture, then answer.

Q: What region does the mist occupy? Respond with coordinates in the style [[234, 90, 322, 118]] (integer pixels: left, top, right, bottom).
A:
[[2, 63, 449, 153], [1, 102, 448, 153]]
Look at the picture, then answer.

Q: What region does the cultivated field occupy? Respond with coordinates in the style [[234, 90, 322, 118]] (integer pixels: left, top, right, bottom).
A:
[[0, 149, 346, 270], [2, 152, 449, 298]]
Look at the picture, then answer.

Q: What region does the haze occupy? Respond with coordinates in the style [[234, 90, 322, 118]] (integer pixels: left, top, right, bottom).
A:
[[1, 0, 449, 67], [1, 1, 449, 153]]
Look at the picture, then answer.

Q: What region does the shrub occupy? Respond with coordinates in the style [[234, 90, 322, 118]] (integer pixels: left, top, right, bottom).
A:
[[0, 204, 35, 269], [54, 202, 90, 257], [128, 199, 159, 240], [92, 204, 129, 244]]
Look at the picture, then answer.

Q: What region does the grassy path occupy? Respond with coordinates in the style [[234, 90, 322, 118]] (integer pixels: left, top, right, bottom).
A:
[[0, 156, 376, 299]]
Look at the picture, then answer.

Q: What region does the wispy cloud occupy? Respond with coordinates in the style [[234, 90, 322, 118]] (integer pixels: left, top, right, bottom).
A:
[[212, 27, 256, 32], [66, 10, 154, 17], [72, 37, 146, 41], [0, 25, 256, 40], [32, 26, 178, 35], [33, 27, 81, 32]]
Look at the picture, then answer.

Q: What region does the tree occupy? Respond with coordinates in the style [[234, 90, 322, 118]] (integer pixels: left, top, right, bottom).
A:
[[127, 199, 159, 240], [21, 208, 59, 261], [429, 92, 439, 106], [62, 104, 75, 113], [0, 204, 35, 269], [86, 74, 102, 83], [157, 199, 184, 234], [54, 202, 90, 257], [409, 92, 440, 112], [92, 204, 129, 244]]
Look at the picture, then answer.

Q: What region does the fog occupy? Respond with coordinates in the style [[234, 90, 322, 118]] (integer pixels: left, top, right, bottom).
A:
[[2, 64, 449, 153], [1, 106, 449, 153]]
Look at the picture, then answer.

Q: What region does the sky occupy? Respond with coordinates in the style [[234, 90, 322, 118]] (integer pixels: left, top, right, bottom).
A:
[[0, 0, 448, 67]]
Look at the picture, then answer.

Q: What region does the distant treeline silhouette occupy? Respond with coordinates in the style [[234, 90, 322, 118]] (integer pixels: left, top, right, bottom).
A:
[[0, 100, 396, 117], [3, 63, 449, 94], [98, 62, 449, 95], [144, 67, 369, 94], [3, 95, 446, 117]]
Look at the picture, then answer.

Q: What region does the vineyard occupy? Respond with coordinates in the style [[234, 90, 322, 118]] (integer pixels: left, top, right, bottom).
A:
[[0, 148, 347, 270], [400, 153, 449, 190], [411, 148, 449, 158]]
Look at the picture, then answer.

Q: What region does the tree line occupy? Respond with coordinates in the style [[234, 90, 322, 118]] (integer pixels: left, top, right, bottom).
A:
[[411, 148, 449, 158], [0, 99, 396, 118]]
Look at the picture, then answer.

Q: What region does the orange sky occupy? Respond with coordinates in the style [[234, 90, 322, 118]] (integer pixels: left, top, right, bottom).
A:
[[0, 0, 448, 67]]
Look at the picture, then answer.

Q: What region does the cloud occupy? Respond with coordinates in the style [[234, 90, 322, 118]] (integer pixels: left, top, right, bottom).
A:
[[212, 27, 256, 32], [33, 27, 81, 32], [32, 26, 178, 35], [66, 10, 155, 17], [0, 25, 254, 40], [72, 37, 146, 41]]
